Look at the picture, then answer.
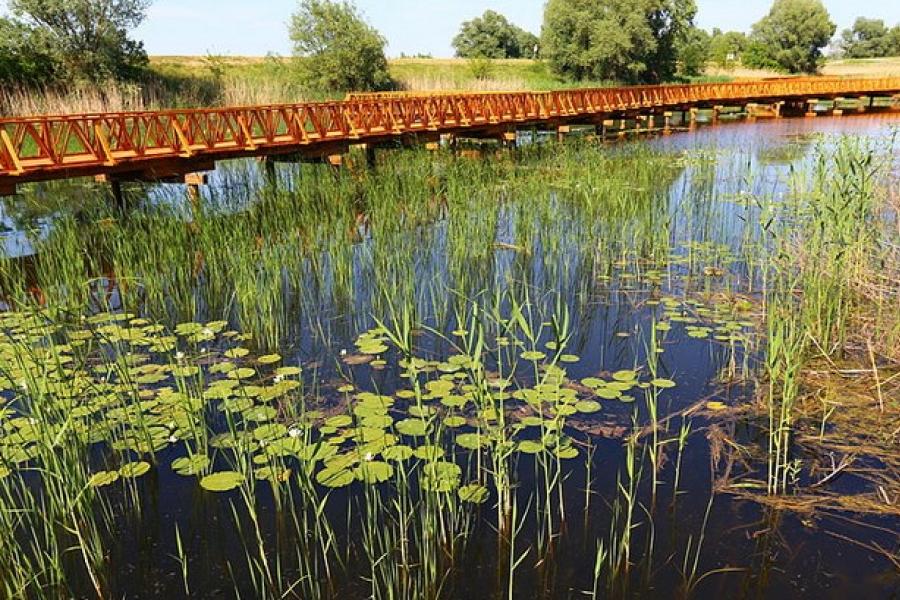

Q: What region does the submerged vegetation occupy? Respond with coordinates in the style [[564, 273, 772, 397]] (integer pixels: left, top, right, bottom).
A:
[[0, 120, 898, 598]]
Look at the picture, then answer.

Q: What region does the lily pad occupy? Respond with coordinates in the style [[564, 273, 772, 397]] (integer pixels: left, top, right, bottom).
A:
[[200, 471, 245, 492]]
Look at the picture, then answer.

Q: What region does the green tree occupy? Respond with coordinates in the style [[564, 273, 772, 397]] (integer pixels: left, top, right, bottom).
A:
[[541, 0, 698, 84], [452, 10, 539, 59], [708, 29, 747, 68], [743, 0, 835, 73], [0, 18, 59, 84], [290, 0, 391, 92], [676, 26, 710, 76], [839, 18, 898, 58], [8, 0, 150, 82]]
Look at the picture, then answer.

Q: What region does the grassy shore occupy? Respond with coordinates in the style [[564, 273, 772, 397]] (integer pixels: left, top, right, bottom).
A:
[[2, 55, 898, 116]]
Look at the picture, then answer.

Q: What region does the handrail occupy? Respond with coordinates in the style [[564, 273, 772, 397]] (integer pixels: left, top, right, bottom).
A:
[[2, 77, 899, 184]]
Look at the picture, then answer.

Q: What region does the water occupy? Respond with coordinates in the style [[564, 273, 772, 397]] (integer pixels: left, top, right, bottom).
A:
[[0, 114, 898, 599]]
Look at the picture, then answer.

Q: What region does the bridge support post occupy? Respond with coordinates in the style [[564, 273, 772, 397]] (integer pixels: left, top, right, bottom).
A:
[[711, 106, 721, 124], [263, 158, 278, 188], [774, 101, 784, 118], [601, 119, 613, 139], [689, 108, 699, 129], [805, 99, 819, 117], [618, 119, 628, 138], [185, 173, 208, 209], [556, 125, 570, 143], [501, 131, 517, 149], [646, 114, 656, 130], [365, 144, 377, 167], [110, 181, 126, 212], [663, 112, 672, 134]]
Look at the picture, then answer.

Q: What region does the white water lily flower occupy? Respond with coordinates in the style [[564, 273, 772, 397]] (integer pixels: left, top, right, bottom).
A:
[[288, 427, 301, 438], [364, 452, 374, 462], [340, 349, 347, 356], [273, 374, 284, 384], [168, 435, 177, 443], [175, 351, 185, 361]]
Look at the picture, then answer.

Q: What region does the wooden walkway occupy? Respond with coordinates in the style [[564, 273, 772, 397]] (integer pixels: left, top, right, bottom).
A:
[[2, 77, 899, 196]]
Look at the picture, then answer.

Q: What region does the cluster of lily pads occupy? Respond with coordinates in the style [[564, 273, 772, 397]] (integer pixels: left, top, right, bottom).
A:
[[0, 279, 755, 500]]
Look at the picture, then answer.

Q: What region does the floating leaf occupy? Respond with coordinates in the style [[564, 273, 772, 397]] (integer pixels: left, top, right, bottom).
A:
[[396, 418, 429, 437], [316, 467, 354, 488], [353, 461, 394, 484], [172, 455, 210, 476], [458, 483, 490, 504], [612, 370, 637, 382], [520, 351, 546, 361], [575, 400, 601, 414], [650, 378, 676, 389], [258, 354, 282, 365], [119, 461, 151, 479], [200, 471, 244, 492], [420, 461, 461, 493], [382, 445, 414, 461], [88, 471, 120, 488]]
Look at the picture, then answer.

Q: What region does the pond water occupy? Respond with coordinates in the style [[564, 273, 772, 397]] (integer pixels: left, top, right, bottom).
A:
[[0, 113, 898, 599]]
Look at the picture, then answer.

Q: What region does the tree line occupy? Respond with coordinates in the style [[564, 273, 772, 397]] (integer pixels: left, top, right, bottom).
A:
[[1, 0, 899, 95]]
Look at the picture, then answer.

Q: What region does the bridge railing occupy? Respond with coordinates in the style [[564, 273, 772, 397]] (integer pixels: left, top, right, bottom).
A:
[[2, 77, 899, 182]]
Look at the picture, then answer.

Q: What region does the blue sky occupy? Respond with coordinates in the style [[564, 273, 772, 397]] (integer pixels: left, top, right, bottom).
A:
[[6, 0, 900, 57]]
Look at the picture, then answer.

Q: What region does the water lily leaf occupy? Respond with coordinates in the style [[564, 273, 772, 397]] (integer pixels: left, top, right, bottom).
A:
[[316, 466, 354, 488], [382, 445, 414, 461], [555, 446, 579, 459], [516, 440, 544, 454], [443, 415, 467, 428], [612, 370, 637, 382], [575, 400, 601, 414], [224, 348, 250, 359], [325, 415, 353, 428], [200, 471, 244, 492], [258, 354, 281, 365], [458, 483, 489, 504], [228, 368, 257, 380], [396, 418, 429, 437], [119, 461, 151, 478], [456, 433, 488, 450], [420, 461, 461, 493], [172, 454, 210, 476], [706, 401, 727, 411], [353, 461, 393, 484], [88, 471, 120, 488], [520, 351, 546, 361], [413, 445, 445, 460], [650, 378, 676, 389]]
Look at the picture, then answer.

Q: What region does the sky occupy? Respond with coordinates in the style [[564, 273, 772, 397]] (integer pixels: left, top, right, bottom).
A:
[[6, 0, 900, 58]]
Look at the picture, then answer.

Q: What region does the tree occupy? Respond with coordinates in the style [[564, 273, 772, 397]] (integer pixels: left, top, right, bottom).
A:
[[708, 29, 747, 68], [452, 10, 539, 59], [743, 0, 835, 73], [676, 26, 710, 77], [9, 0, 150, 82], [541, 0, 698, 84], [290, 0, 391, 92], [0, 18, 59, 84], [840, 18, 899, 59]]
